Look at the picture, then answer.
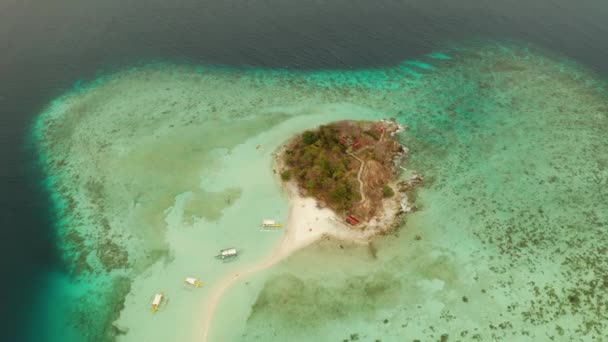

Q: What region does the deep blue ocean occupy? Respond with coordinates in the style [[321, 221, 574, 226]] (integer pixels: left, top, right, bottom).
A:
[[1, 0, 608, 341]]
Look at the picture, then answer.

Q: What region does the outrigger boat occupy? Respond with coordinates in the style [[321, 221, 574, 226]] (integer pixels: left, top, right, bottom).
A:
[[152, 293, 163, 313], [261, 219, 282, 229], [215, 248, 238, 261], [184, 277, 203, 287]]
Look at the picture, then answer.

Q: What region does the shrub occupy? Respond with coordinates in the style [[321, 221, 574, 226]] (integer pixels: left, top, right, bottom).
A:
[[382, 185, 395, 198], [305, 180, 315, 192], [280, 170, 291, 181], [302, 131, 319, 145]]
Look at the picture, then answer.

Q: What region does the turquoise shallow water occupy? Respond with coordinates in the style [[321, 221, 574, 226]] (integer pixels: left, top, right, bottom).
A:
[[242, 55, 608, 341], [32, 43, 608, 341]]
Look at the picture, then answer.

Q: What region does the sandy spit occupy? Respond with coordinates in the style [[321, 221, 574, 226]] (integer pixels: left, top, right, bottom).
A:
[[200, 181, 376, 341]]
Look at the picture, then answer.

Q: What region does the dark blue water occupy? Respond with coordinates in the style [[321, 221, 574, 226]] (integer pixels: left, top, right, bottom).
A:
[[1, 0, 608, 340]]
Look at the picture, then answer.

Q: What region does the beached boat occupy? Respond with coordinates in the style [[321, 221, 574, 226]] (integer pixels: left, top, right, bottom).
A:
[[184, 277, 202, 287], [152, 293, 163, 313], [261, 219, 282, 228], [215, 248, 238, 261]]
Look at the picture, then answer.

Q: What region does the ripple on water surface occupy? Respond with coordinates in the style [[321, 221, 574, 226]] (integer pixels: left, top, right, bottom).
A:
[[33, 43, 608, 341]]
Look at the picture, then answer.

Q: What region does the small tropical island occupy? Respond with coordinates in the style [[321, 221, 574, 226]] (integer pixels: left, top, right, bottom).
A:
[[276, 119, 423, 238]]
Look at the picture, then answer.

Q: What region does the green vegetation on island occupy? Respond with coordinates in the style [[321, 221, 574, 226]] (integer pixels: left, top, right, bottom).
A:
[[280, 120, 407, 222]]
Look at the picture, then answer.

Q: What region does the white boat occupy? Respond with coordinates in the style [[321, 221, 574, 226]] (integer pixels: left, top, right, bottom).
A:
[[185, 277, 202, 287], [261, 219, 282, 228], [215, 248, 238, 260], [152, 293, 163, 313]]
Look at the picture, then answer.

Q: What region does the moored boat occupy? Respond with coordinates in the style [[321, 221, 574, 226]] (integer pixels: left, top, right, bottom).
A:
[[215, 248, 238, 261], [261, 219, 282, 228], [185, 277, 203, 287], [152, 293, 163, 313]]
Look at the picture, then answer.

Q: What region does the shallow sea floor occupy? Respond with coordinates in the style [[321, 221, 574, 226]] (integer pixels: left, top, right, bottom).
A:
[[33, 43, 608, 341]]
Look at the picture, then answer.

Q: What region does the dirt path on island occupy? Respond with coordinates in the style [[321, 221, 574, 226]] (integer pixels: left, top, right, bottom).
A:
[[347, 128, 385, 205], [348, 152, 367, 204]]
